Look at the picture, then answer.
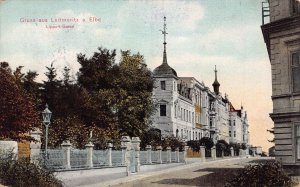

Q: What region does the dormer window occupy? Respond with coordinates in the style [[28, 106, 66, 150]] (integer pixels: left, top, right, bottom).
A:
[[161, 81, 166, 90]]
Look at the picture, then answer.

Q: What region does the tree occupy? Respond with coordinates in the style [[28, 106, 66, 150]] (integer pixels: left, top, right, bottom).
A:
[[23, 70, 41, 105], [114, 50, 155, 137], [77, 47, 117, 129], [0, 63, 40, 141], [41, 63, 62, 114], [77, 47, 116, 91], [76, 48, 155, 137]]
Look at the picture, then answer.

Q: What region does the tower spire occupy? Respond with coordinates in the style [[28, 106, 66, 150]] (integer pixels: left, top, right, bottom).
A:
[[214, 65, 218, 80], [161, 16, 168, 64], [212, 65, 220, 95]]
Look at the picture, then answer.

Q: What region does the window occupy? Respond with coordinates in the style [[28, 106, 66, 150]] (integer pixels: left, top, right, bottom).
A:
[[181, 108, 183, 119], [296, 124, 300, 160], [175, 105, 177, 118], [161, 81, 166, 90], [292, 0, 300, 15], [292, 52, 300, 93], [234, 131, 236, 137], [176, 129, 179, 138], [192, 112, 194, 124], [233, 120, 236, 126], [160, 104, 166, 116], [229, 120, 231, 126], [229, 131, 231, 137]]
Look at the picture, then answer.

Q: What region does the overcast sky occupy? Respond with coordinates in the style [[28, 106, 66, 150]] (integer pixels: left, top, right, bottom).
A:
[[0, 0, 273, 151]]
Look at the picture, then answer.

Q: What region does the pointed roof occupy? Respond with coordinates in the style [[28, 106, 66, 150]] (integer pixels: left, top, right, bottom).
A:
[[153, 16, 178, 78], [213, 65, 220, 86]]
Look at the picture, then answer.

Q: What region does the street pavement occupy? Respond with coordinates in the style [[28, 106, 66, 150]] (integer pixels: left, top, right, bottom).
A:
[[97, 157, 271, 187]]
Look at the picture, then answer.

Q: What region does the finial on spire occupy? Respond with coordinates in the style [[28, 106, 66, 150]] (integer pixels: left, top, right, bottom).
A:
[[161, 16, 168, 64], [214, 65, 218, 79]]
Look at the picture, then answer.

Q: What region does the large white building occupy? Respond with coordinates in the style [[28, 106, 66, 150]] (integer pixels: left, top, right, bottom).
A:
[[151, 17, 249, 145]]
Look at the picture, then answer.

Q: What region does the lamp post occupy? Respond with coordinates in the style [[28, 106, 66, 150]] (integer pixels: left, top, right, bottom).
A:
[[42, 104, 52, 157]]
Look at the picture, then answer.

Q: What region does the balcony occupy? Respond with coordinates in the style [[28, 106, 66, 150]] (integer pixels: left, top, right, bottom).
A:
[[209, 126, 216, 132]]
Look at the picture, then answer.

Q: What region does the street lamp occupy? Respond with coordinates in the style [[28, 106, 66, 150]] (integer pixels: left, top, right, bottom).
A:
[[42, 104, 52, 157]]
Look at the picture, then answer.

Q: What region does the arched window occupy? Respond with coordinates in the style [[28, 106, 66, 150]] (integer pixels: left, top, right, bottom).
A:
[[176, 129, 179, 138]]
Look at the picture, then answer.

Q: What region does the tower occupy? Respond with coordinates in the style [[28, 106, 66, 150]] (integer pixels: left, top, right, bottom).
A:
[[152, 16, 178, 137], [212, 65, 220, 95]]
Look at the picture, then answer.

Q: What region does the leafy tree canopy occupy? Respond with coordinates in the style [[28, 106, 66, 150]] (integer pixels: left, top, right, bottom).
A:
[[0, 62, 40, 141]]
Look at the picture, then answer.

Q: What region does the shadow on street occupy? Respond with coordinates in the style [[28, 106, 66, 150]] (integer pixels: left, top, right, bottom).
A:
[[151, 168, 243, 187]]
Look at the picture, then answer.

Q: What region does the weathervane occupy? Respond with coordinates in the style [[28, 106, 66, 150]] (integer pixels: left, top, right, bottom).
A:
[[160, 16, 168, 46], [160, 16, 168, 64]]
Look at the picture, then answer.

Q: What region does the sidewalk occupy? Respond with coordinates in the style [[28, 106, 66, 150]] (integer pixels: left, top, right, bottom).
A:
[[79, 156, 259, 187]]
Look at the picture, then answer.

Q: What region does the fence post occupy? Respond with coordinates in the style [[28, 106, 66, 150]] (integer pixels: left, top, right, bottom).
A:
[[146, 145, 152, 164], [121, 144, 127, 165], [239, 149, 243, 157], [184, 146, 189, 164], [157, 146, 162, 164], [211, 146, 216, 160], [131, 137, 141, 173], [121, 136, 131, 176], [200, 146, 206, 162], [61, 140, 71, 169], [175, 148, 180, 163], [30, 128, 42, 163], [107, 143, 113, 167], [85, 142, 94, 168], [230, 147, 234, 157], [166, 146, 172, 163]]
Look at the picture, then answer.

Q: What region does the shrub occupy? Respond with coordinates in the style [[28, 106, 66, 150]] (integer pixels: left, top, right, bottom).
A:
[[161, 136, 184, 151], [225, 160, 297, 187], [229, 142, 241, 156], [0, 159, 63, 187], [216, 140, 230, 157], [199, 137, 214, 157], [140, 128, 161, 150], [187, 140, 201, 152]]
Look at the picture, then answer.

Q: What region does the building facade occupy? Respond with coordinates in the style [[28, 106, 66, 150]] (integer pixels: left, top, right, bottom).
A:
[[261, 0, 300, 165], [151, 17, 249, 145]]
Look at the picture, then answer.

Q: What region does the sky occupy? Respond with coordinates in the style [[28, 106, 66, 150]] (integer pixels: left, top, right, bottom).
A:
[[0, 0, 273, 152]]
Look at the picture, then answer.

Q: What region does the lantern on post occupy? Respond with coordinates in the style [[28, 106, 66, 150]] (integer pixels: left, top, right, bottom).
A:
[[42, 104, 52, 157]]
